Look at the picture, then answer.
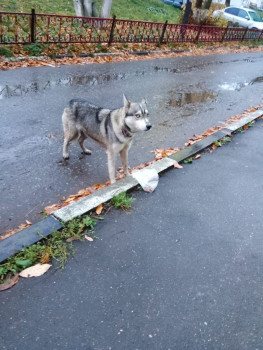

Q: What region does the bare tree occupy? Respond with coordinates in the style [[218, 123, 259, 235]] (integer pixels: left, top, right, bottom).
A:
[[203, 0, 212, 9], [73, 0, 112, 17], [100, 0, 113, 18], [182, 0, 192, 24]]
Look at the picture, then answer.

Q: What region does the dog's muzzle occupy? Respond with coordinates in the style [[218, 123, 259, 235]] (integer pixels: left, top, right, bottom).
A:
[[146, 124, 152, 130]]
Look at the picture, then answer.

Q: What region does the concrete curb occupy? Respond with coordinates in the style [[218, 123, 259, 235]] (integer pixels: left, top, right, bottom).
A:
[[0, 216, 62, 263], [0, 110, 262, 263]]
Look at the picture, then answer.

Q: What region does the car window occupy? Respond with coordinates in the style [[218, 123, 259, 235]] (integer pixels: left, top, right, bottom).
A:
[[237, 9, 248, 19], [225, 7, 239, 15], [248, 11, 263, 22]]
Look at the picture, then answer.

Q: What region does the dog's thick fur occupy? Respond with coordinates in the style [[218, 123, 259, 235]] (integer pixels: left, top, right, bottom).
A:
[[62, 95, 151, 183]]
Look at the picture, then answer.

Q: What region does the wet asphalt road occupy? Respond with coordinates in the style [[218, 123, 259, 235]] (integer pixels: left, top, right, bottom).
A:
[[0, 51, 263, 233], [1, 120, 263, 350]]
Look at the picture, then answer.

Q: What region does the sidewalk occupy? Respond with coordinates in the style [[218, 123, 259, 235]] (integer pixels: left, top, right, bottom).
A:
[[1, 121, 263, 350]]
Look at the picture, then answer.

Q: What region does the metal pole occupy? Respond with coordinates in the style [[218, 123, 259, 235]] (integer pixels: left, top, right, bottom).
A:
[[241, 27, 249, 42], [195, 25, 203, 42], [30, 8, 36, 43], [160, 20, 168, 45], [257, 29, 263, 42], [108, 15, 116, 46], [221, 26, 229, 43]]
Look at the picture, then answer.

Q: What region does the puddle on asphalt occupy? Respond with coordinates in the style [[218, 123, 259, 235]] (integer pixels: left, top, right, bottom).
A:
[[0, 71, 146, 99], [219, 82, 249, 91], [159, 87, 217, 110], [169, 91, 217, 107], [1, 62, 262, 101], [250, 76, 263, 84], [218, 76, 263, 91]]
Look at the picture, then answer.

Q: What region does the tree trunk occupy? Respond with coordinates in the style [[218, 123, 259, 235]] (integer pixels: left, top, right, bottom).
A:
[[73, 0, 112, 18], [195, 0, 203, 8], [225, 0, 230, 6], [73, 0, 84, 16], [100, 0, 113, 18], [182, 0, 192, 24], [83, 0, 93, 16], [203, 0, 212, 10], [92, 1, 99, 17]]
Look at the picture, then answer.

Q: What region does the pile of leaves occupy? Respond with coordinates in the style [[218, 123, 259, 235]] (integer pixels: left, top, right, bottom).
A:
[[1, 41, 263, 71]]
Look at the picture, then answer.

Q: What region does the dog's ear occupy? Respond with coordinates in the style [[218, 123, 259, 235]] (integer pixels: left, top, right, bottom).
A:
[[123, 94, 131, 110]]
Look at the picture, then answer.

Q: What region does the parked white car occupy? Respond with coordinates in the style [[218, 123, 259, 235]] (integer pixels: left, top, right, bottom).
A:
[[213, 7, 263, 30]]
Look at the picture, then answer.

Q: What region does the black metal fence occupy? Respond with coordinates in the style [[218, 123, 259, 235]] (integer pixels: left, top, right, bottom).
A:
[[0, 9, 263, 45]]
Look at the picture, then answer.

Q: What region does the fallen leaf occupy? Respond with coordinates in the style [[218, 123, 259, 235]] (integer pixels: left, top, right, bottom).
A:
[[212, 145, 217, 150], [173, 161, 183, 169], [243, 125, 248, 130], [96, 203, 103, 215], [85, 235, 94, 242], [66, 236, 81, 242], [0, 274, 19, 292], [19, 264, 52, 278], [40, 252, 50, 263], [194, 154, 201, 159]]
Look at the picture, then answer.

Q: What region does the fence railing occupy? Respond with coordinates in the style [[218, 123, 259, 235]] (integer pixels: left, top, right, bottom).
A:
[[0, 10, 263, 45]]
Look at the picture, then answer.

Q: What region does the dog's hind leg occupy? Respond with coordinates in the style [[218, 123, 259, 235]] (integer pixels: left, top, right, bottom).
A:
[[62, 123, 78, 159], [78, 131, 92, 155], [63, 132, 77, 159]]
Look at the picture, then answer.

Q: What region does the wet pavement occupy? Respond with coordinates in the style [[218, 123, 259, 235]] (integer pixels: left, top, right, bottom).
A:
[[1, 51, 263, 233], [1, 120, 263, 350]]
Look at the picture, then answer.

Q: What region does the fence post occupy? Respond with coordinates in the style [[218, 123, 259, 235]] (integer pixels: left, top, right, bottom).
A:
[[257, 29, 263, 42], [221, 26, 229, 43], [159, 20, 168, 45], [195, 24, 203, 42], [108, 15, 116, 46], [30, 8, 36, 43], [241, 27, 249, 42]]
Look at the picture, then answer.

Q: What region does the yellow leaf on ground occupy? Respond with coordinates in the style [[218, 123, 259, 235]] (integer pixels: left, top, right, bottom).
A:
[[66, 236, 81, 242], [96, 203, 103, 215], [173, 161, 183, 169], [85, 235, 94, 242], [40, 252, 50, 263]]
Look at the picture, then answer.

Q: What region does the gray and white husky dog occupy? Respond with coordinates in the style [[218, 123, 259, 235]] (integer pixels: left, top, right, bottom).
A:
[[62, 95, 151, 183]]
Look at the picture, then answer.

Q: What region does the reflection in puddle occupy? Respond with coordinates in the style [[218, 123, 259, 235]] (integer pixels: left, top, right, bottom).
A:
[[219, 82, 249, 91], [250, 76, 263, 84], [169, 91, 217, 107], [219, 76, 263, 91], [0, 71, 146, 99]]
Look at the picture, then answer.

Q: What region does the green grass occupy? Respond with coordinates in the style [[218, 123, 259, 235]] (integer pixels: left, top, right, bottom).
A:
[[0, 215, 97, 282], [0, 0, 181, 23], [0, 46, 14, 57], [110, 192, 134, 210], [0, 191, 134, 284]]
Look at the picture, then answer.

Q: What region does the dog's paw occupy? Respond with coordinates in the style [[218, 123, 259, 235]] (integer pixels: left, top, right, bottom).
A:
[[63, 154, 69, 160], [84, 149, 92, 155]]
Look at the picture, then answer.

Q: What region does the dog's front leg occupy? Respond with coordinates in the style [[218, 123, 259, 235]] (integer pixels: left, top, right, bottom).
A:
[[120, 145, 129, 176], [107, 149, 117, 184]]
